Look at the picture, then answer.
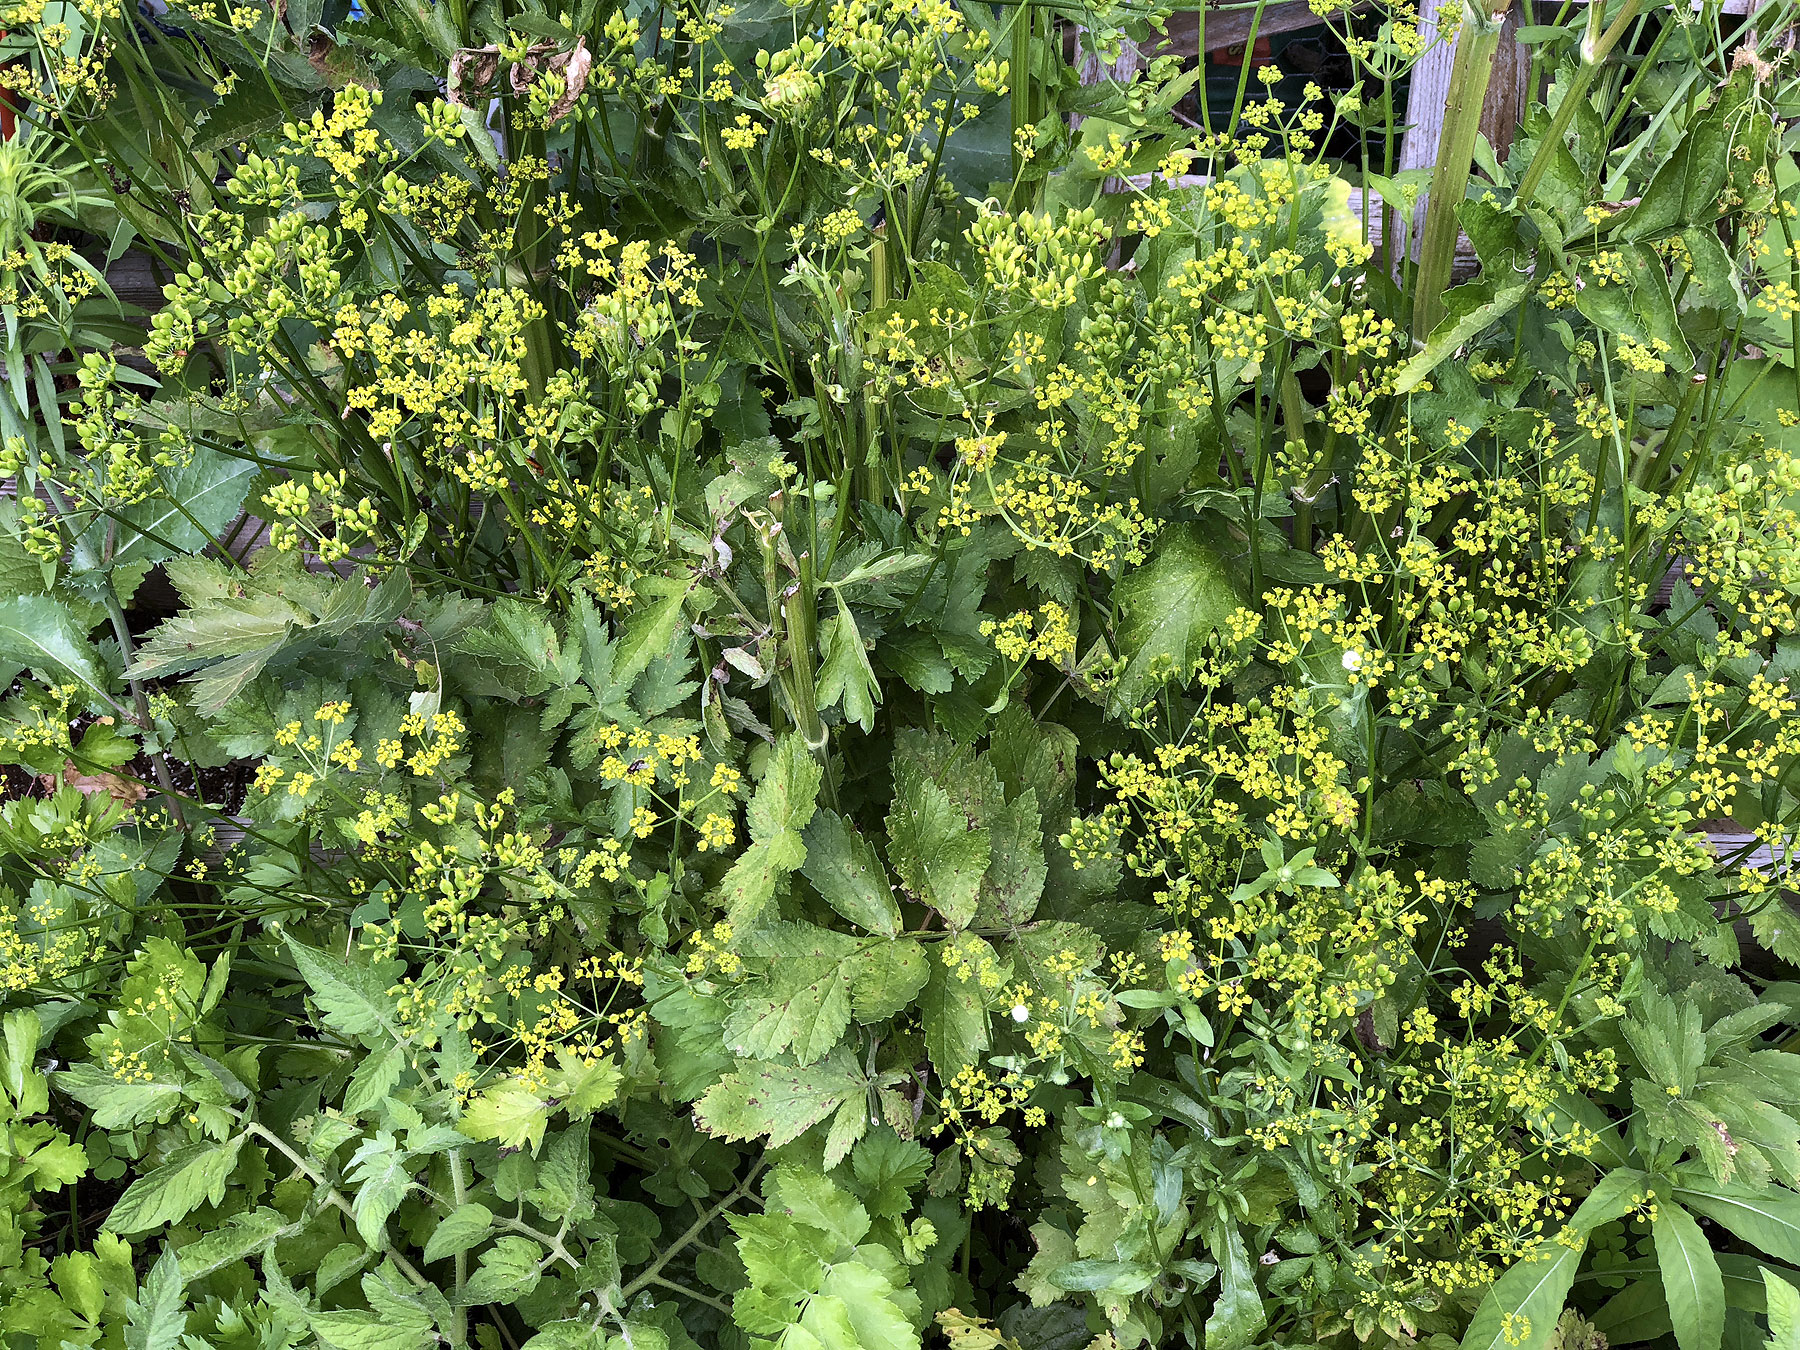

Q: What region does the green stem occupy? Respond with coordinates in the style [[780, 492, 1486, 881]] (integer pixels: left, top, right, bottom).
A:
[[1513, 0, 1646, 210], [1010, 2, 1034, 184], [245, 1122, 435, 1291], [620, 1162, 766, 1301], [449, 1151, 471, 1348]]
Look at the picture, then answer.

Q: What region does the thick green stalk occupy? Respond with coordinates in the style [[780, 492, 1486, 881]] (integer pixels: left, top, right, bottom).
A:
[[1010, 2, 1034, 183], [448, 1150, 471, 1349], [781, 557, 825, 756], [1412, 0, 1510, 338]]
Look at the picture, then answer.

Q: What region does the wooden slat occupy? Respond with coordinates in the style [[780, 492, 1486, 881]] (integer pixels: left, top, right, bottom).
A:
[[1153, 2, 1347, 57], [101, 249, 171, 310]]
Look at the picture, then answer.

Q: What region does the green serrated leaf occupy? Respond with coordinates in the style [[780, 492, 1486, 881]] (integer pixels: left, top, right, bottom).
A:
[[749, 733, 823, 845], [112, 446, 261, 568], [345, 1133, 413, 1247], [817, 607, 880, 733], [344, 1045, 407, 1116], [816, 1259, 916, 1350], [544, 1048, 621, 1118], [723, 734, 823, 926], [771, 1164, 872, 1248], [1766, 1269, 1800, 1350], [848, 939, 930, 1023], [460, 1078, 553, 1152], [613, 582, 686, 690], [1107, 523, 1244, 715], [56, 1061, 185, 1129], [462, 1236, 543, 1306], [694, 1051, 865, 1149], [977, 790, 1046, 927], [105, 1135, 246, 1235], [921, 942, 990, 1075], [424, 1203, 494, 1264], [888, 776, 988, 929], [722, 925, 859, 1065], [125, 1249, 185, 1350], [286, 937, 404, 1042], [312, 1304, 435, 1350], [176, 1207, 298, 1282], [800, 810, 901, 937], [0, 593, 111, 702], [851, 1129, 932, 1220], [1205, 1221, 1266, 1350]]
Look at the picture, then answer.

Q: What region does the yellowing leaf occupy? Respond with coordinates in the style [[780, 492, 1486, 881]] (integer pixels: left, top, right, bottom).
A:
[[460, 1078, 552, 1152], [545, 1050, 622, 1117]]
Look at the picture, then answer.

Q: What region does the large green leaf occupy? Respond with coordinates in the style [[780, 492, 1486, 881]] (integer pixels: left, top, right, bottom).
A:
[[462, 1236, 544, 1305], [111, 446, 261, 568], [800, 809, 902, 937], [104, 1135, 246, 1235], [1618, 76, 1742, 244], [1572, 243, 1694, 372], [1391, 274, 1533, 396], [721, 734, 822, 925], [729, 1180, 916, 1350], [921, 940, 990, 1075], [1656, 1202, 1725, 1350], [344, 1133, 413, 1247], [312, 1302, 435, 1350], [424, 1203, 496, 1265], [1460, 1235, 1588, 1350], [1107, 523, 1243, 715], [1676, 1184, 1800, 1265], [1571, 1168, 1653, 1229], [1766, 1269, 1800, 1350], [748, 733, 823, 845], [285, 937, 405, 1042], [694, 1050, 865, 1150], [816, 606, 880, 733], [887, 774, 989, 929], [459, 1078, 556, 1152], [124, 1249, 186, 1350], [0, 593, 110, 701], [56, 1061, 186, 1129], [814, 1260, 916, 1350], [1205, 1220, 1266, 1350], [847, 938, 929, 1023], [723, 924, 860, 1065], [976, 789, 1046, 927], [176, 1207, 301, 1282], [128, 595, 305, 679], [0, 521, 48, 599], [612, 579, 686, 690]]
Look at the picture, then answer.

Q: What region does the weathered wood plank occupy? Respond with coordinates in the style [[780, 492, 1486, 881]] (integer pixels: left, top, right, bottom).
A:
[[1153, 2, 1351, 57], [101, 248, 171, 311]]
